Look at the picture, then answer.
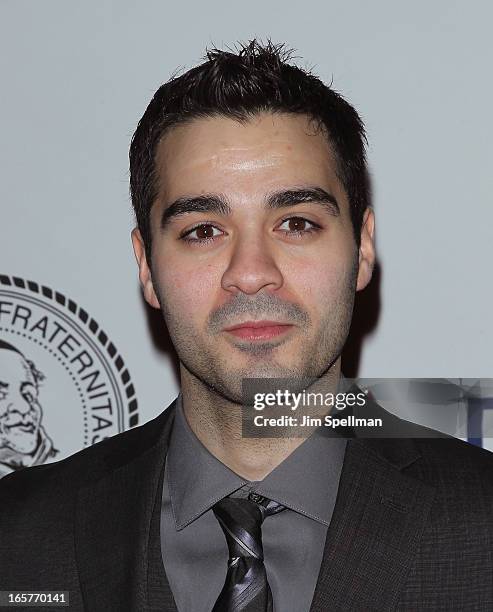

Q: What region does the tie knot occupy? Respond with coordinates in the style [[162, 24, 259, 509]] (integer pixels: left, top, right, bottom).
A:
[[213, 497, 264, 560], [213, 494, 284, 562]]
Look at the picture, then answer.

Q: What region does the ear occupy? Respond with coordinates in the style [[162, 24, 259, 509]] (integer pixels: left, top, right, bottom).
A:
[[356, 207, 376, 291], [131, 228, 161, 309]]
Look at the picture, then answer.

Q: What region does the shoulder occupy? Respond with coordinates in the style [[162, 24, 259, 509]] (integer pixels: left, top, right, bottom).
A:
[[0, 402, 175, 505], [414, 434, 493, 484], [357, 405, 493, 498], [399, 413, 493, 485], [395, 412, 493, 476], [400, 434, 493, 527], [0, 402, 176, 585]]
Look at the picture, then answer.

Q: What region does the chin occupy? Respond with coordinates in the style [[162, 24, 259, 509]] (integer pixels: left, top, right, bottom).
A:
[[219, 364, 307, 396]]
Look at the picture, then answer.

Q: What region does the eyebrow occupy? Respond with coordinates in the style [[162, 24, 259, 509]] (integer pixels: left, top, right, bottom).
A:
[[160, 186, 340, 230]]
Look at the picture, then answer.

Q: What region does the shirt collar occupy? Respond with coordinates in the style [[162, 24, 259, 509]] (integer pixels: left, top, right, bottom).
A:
[[166, 395, 247, 530], [166, 393, 347, 530], [253, 429, 347, 526]]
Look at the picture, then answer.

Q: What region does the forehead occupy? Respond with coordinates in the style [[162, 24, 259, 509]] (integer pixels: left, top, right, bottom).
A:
[[0, 350, 32, 381], [154, 112, 343, 204]]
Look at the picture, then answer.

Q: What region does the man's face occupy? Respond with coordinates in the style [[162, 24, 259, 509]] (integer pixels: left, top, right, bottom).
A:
[[133, 113, 374, 403], [0, 349, 42, 454]]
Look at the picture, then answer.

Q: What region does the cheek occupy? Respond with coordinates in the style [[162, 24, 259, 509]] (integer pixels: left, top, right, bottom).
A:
[[157, 259, 220, 321], [284, 246, 356, 309]]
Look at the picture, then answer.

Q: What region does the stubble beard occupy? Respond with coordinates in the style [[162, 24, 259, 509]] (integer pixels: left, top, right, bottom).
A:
[[154, 258, 358, 406]]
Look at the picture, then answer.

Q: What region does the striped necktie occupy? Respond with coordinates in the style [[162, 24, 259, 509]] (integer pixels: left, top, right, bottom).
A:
[[212, 493, 285, 612]]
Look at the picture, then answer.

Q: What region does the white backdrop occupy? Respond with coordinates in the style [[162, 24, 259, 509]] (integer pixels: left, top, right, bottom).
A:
[[1, 1, 492, 461]]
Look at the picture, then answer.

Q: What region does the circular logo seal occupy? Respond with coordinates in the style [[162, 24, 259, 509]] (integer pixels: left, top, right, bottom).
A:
[[0, 274, 138, 479]]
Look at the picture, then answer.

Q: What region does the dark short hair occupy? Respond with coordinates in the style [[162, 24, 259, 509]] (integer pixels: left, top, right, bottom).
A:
[[129, 40, 369, 263]]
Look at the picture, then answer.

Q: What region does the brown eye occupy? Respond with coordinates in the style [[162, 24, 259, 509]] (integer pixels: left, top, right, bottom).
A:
[[277, 216, 319, 235], [287, 218, 308, 232], [195, 224, 215, 239], [182, 223, 223, 242]]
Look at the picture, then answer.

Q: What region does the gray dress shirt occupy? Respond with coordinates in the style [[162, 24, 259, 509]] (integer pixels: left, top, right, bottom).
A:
[[160, 396, 347, 612]]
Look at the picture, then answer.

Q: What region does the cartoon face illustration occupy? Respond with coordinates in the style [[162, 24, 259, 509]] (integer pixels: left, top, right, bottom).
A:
[[0, 344, 43, 455]]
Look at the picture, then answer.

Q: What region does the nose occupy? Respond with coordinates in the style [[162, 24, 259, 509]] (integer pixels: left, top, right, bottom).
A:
[[221, 233, 284, 295]]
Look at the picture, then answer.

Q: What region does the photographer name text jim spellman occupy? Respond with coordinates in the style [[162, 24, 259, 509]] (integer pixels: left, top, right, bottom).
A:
[[253, 414, 383, 428]]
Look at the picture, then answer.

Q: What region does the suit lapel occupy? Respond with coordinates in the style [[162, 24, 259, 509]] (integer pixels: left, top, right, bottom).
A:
[[75, 402, 178, 612], [309, 436, 436, 611]]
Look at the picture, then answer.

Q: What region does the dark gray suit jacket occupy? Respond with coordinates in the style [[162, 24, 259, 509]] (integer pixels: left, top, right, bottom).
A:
[[1, 398, 493, 611]]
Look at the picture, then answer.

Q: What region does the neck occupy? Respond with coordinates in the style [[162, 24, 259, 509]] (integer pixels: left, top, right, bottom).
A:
[[180, 361, 341, 481]]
